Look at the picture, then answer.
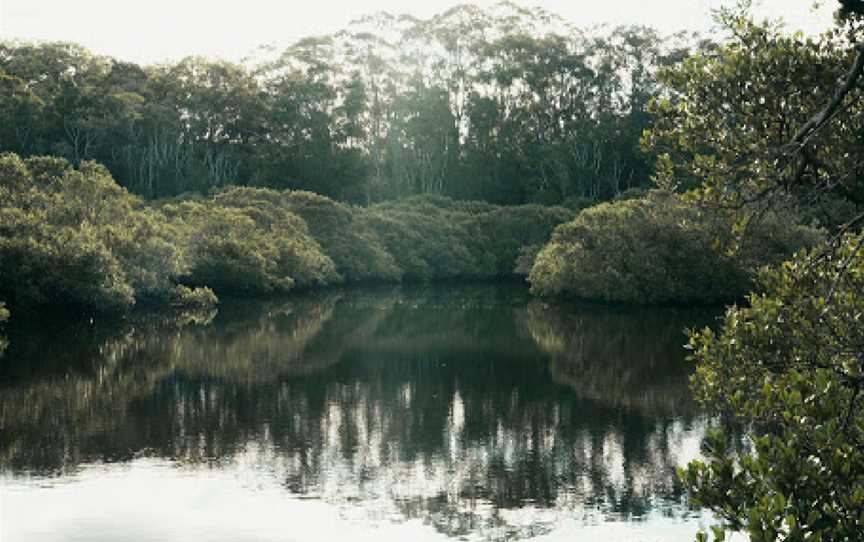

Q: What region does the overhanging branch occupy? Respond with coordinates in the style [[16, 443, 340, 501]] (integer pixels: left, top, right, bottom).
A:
[[790, 42, 864, 146]]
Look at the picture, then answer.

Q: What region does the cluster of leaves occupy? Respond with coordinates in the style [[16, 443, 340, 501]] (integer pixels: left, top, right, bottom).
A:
[[683, 233, 864, 541], [278, 190, 402, 283], [528, 191, 820, 304], [160, 189, 340, 295], [640, 3, 864, 539], [0, 4, 694, 204]]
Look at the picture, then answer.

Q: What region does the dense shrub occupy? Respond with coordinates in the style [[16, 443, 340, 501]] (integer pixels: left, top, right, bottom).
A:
[[100, 208, 187, 302], [365, 195, 573, 281], [169, 187, 341, 294], [529, 191, 822, 304], [0, 152, 577, 316], [0, 225, 135, 312], [365, 201, 490, 281], [476, 205, 575, 275], [0, 155, 135, 311], [281, 191, 402, 283], [169, 285, 218, 309], [683, 233, 864, 540], [0, 153, 211, 313]]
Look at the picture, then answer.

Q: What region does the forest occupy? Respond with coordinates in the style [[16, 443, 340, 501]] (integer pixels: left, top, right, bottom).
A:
[[0, 3, 676, 204], [2, 0, 864, 540]]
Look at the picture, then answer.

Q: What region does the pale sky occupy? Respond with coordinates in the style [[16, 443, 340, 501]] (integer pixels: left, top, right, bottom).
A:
[[0, 0, 836, 64]]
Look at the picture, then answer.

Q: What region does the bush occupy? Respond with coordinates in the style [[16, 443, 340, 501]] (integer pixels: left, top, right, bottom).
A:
[[476, 204, 575, 275], [0, 153, 198, 312], [364, 203, 489, 281], [169, 285, 218, 309], [212, 188, 341, 289], [0, 225, 135, 312], [158, 188, 343, 295], [100, 208, 187, 302], [529, 191, 822, 304], [0, 152, 576, 315], [365, 195, 573, 281], [282, 191, 401, 283]]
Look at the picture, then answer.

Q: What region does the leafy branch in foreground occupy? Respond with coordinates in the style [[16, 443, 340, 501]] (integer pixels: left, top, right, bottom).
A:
[[644, 9, 864, 228], [645, 2, 864, 540], [684, 233, 864, 541]]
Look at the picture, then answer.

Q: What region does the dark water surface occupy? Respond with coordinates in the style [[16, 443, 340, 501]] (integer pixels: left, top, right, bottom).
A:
[[0, 285, 720, 541]]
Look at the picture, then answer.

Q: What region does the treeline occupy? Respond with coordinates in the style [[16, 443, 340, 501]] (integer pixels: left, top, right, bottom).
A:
[[0, 3, 694, 204], [0, 152, 573, 317]]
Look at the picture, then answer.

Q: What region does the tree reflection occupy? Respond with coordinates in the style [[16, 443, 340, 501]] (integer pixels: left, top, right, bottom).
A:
[[0, 285, 718, 537], [521, 301, 715, 418]]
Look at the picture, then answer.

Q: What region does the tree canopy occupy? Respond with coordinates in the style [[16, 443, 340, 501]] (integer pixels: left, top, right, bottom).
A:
[[0, 4, 694, 205]]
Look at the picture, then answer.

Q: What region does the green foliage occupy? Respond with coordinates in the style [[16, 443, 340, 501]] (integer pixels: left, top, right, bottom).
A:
[[169, 285, 218, 309], [528, 191, 821, 304], [684, 233, 864, 541], [210, 188, 341, 289], [0, 225, 135, 312], [0, 153, 135, 312], [162, 188, 340, 294], [649, 6, 864, 539], [364, 195, 573, 282], [478, 204, 576, 275], [643, 13, 863, 212], [367, 207, 490, 281], [280, 190, 401, 283], [0, 152, 572, 315], [0, 153, 212, 313]]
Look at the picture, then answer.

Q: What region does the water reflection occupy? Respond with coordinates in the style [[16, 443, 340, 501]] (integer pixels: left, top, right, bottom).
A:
[[0, 285, 717, 540]]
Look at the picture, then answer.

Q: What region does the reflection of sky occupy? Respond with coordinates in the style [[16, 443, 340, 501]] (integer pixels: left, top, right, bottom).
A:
[[1, 388, 715, 542], [0, 384, 714, 541], [271, 388, 711, 518], [1, 455, 738, 542]]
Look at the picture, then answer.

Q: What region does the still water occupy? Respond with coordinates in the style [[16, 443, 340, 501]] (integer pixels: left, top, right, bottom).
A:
[[0, 285, 720, 541]]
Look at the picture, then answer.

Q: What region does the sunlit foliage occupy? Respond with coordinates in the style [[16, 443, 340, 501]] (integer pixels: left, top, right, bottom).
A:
[[0, 152, 213, 312], [643, 10, 864, 222], [641, 2, 864, 539]]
